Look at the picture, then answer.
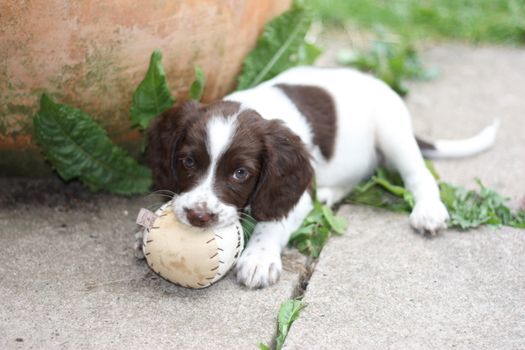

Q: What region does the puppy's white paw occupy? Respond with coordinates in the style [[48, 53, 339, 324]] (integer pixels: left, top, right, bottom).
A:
[[409, 200, 449, 235], [235, 248, 282, 289]]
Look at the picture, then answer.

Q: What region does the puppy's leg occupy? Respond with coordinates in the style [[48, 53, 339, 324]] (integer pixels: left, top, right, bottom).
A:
[[235, 192, 313, 288], [375, 98, 449, 234]]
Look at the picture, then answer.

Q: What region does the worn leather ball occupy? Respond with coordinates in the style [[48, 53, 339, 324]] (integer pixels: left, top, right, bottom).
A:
[[142, 202, 244, 289]]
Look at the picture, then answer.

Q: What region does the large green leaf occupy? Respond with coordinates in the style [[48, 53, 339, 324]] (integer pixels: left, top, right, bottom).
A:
[[34, 94, 152, 195], [236, 1, 318, 90], [130, 50, 174, 130], [275, 299, 307, 350]]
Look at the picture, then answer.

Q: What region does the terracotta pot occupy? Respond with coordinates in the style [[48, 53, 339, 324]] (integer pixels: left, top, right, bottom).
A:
[[0, 0, 291, 176]]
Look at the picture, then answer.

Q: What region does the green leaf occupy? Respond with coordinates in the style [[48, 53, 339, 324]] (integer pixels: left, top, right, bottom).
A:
[[275, 299, 307, 350], [290, 196, 347, 257], [290, 225, 315, 240], [375, 176, 409, 197], [345, 168, 414, 213], [189, 65, 206, 101], [425, 159, 440, 180], [236, 1, 315, 90], [297, 42, 323, 65], [258, 343, 270, 350], [34, 94, 152, 195], [321, 205, 347, 234], [240, 210, 257, 247], [130, 50, 174, 130]]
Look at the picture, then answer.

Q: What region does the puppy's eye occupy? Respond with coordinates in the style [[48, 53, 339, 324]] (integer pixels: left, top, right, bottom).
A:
[[233, 168, 249, 181], [181, 156, 196, 169]]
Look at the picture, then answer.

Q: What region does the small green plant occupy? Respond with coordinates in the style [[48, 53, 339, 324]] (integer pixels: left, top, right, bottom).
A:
[[259, 298, 307, 350], [240, 192, 347, 253], [441, 180, 525, 229], [346, 167, 414, 213], [189, 65, 206, 101], [33, 95, 152, 195], [346, 165, 525, 230], [130, 50, 174, 130], [289, 196, 347, 258], [337, 39, 437, 96], [33, 50, 176, 195]]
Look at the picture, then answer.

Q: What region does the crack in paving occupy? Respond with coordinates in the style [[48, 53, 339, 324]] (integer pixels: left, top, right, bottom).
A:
[[264, 252, 322, 349], [291, 256, 317, 299]]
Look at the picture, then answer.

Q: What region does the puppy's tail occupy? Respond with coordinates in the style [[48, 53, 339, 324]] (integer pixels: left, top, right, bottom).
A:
[[416, 120, 499, 159]]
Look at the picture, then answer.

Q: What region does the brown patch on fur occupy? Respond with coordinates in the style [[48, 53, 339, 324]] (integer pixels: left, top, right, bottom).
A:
[[247, 115, 314, 221], [276, 84, 337, 160], [214, 109, 265, 210], [213, 107, 313, 221], [146, 101, 202, 192]]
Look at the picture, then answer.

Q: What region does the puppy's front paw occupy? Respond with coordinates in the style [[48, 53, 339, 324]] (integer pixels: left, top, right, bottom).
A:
[[235, 248, 282, 289], [409, 200, 449, 235]]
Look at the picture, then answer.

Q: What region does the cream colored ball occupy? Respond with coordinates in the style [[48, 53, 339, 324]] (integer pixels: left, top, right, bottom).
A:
[[142, 202, 244, 289]]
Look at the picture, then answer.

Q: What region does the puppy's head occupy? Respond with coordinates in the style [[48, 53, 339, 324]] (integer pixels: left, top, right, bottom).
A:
[[147, 100, 313, 228]]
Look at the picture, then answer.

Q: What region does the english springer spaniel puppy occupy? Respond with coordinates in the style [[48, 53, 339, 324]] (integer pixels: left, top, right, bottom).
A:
[[146, 67, 497, 288]]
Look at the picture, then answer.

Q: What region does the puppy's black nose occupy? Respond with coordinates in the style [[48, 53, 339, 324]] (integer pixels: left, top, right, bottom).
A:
[[184, 208, 217, 227]]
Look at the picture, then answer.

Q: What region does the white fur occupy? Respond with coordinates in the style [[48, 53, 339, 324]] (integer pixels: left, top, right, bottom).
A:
[[235, 192, 313, 288], [422, 119, 500, 159], [172, 115, 239, 228]]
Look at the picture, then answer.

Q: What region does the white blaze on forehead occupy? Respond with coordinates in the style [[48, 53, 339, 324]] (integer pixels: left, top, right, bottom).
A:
[[171, 114, 240, 228], [206, 115, 238, 161]]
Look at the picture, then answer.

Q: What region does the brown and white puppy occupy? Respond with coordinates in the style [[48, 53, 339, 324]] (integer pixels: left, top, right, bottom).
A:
[[145, 66, 498, 288]]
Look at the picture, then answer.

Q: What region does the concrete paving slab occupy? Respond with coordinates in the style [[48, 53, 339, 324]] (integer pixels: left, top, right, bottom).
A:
[[0, 180, 306, 349], [286, 207, 525, 350], [409, 44, 525, 198], [285, 45, 525, 349]]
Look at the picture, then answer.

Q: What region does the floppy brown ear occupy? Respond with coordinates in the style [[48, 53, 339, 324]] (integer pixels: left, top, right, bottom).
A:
[[146, 101, 201, 191], [250, 120, 313, 221]]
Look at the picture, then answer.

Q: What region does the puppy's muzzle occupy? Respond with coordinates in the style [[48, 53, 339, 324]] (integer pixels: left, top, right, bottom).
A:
[[184, 207, 217, 228]]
